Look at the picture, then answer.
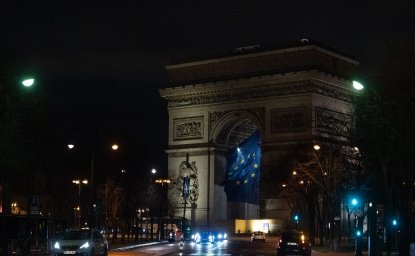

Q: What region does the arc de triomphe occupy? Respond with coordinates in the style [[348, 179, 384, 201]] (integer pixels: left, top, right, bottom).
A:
[[159, 40, 358, 230]]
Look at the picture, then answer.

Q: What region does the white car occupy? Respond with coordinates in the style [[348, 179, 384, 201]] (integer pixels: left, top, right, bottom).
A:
[[53, 229, 108, 256], [251, 231, 266, 242]]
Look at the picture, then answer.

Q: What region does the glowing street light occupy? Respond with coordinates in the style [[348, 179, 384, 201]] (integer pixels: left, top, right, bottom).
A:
[[72, 179, 88, 228], [352, 81, 364, 91], [21, 78, 35, 87]]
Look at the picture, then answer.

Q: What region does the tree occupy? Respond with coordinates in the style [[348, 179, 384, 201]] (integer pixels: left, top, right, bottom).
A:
[[282, 143, 361, 248], [351, 42, 415, 255]]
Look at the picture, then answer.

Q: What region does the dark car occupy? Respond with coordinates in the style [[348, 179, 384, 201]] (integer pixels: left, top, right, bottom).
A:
[[277, 230, 311, 256], [211, 230, 228, 241], [53, 229, 108, 256], [192, 231, 215, 244], [166, 230, 176, 243]]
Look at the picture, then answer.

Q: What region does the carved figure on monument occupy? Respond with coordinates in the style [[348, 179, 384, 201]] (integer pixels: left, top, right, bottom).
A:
[[171, 161, 200, 210]]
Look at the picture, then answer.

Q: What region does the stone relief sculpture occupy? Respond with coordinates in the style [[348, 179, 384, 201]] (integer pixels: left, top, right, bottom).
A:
[[171, 160, 200, 211], [173, 117, 203, 140], [271, 108, 307, 133], [315, 106, 351, 137]]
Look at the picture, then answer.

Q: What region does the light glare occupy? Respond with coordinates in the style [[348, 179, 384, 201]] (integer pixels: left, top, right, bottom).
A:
[[353, 81, 364, 90], [22, 78, 35, 87]]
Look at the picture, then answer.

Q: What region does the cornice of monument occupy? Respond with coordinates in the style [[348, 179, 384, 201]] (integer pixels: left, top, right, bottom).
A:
[[167, 44, 358, 70], [160, 70, 352, 108]]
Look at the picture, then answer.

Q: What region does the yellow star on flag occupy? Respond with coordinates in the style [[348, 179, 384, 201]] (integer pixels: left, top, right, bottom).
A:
[[240, 159, 245, 164], [251, 172, 256, 178], [253, 163, 258, 169], [244, 179, 248, 184]]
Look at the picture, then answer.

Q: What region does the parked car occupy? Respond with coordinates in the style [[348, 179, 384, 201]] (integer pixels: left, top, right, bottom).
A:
[[277, 230, 311, 256], [251, 231, 266, 242], [53, 229, 108, 256]]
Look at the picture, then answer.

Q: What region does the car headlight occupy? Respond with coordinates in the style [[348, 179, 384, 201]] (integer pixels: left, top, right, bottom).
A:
[[80, 242, 90, 249], [194, 233, 200, 241], [218, 234, 223, 239], [224, 233, 227, 239], [54, 242, 60, 249]]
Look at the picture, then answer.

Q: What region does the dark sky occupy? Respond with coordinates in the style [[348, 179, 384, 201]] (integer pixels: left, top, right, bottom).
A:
[[1, 1, 414, 177]]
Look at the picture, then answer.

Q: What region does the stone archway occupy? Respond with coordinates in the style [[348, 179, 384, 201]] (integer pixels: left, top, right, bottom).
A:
[[160, 41, 358, 230]]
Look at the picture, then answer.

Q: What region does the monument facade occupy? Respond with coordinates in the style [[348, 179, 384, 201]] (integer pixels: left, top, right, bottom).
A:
[[159, 40, 358, 230]]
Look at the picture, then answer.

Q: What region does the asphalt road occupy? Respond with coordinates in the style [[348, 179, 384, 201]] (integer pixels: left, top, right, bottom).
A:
[[107, 236, 359, 256]]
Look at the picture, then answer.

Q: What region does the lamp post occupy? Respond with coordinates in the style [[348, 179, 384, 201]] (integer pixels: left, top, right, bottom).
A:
[[151, 168, 171, 241], [68, 143, 119, 228], [155, 178, 171, 241], [72, 179, 88, 228], [0, 77, 35, 215]]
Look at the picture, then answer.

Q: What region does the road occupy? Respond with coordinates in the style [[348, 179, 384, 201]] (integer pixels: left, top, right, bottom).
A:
[[108, 236, 357, 256]]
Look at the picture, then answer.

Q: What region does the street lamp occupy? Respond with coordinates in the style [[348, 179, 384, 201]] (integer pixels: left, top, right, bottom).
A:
[[0, 76, 36, 215], [67, 142, 119, 228], [21, 78, 35, 87], [72, 179, 88, 228], [151, 168, 171, 241], [352, 81, 364, 91]]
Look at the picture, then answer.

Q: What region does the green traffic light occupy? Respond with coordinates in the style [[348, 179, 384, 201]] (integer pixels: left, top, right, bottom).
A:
[[351, 198, 358, 206]]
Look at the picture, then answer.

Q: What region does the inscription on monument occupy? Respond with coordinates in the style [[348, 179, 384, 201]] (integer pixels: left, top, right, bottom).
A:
[[173, 116, 204, 140], [271, 107, 307, 133]]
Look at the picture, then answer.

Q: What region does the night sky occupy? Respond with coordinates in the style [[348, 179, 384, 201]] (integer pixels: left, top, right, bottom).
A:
[[1, 1, 414, 178]]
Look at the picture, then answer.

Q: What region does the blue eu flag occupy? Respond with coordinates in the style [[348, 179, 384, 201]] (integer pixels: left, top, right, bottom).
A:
[[224, 131, 261, 204]]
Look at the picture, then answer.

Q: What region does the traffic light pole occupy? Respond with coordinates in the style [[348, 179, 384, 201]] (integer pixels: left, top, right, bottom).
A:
[[355, 216, 363, 256]]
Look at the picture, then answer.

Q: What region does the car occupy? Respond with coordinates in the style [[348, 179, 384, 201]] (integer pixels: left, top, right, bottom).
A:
[[192, 231, 215, 244], [53, 229, 108, 256], [166, 230, 176, 243], [251, 231, 266, 242], [212, 230, 228, 241], [277, 230, 311, 256]]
